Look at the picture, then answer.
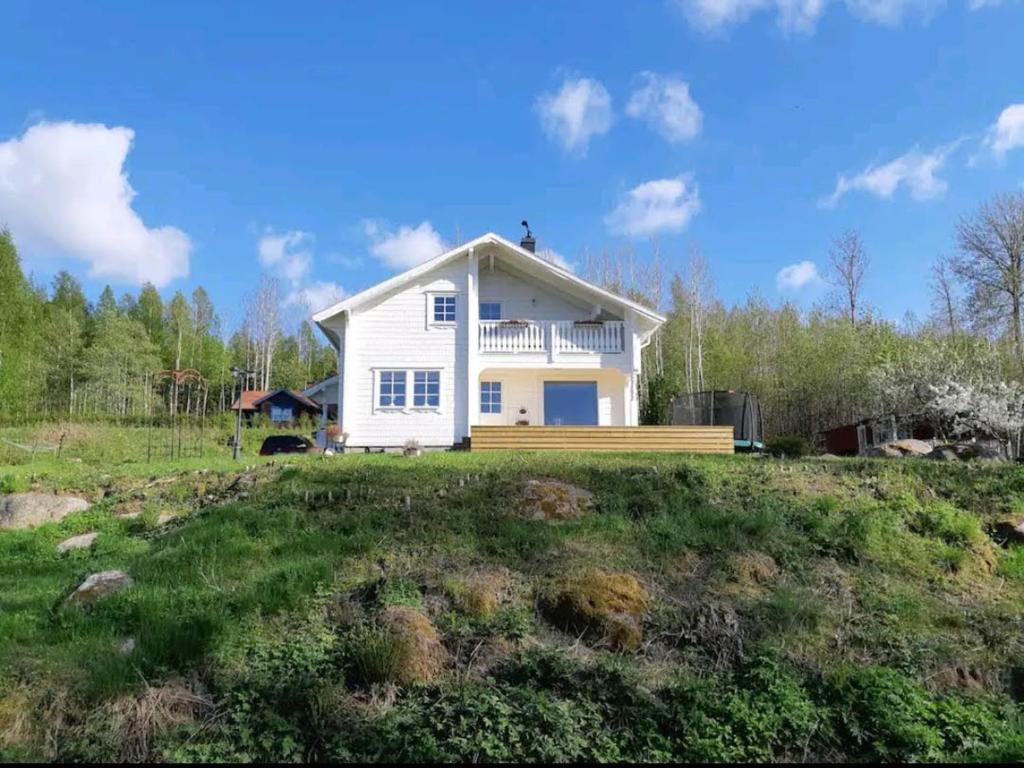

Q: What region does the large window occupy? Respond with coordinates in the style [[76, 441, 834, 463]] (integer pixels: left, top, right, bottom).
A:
[[479, 301, 502, 320], [480, 381, 502, 414], [413, 370, 441, 408], [378, 370, 407, 407], [269, 405, 294, 423], [432, 294, 456, 323], [543, 381, 598, 425]]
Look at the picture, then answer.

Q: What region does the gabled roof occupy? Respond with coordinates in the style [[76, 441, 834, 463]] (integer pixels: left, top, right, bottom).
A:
[[251, 388, 321, 410], [304, 374, 339, 398], [312, 232, 666, 340], [230, 389, 270, 411]]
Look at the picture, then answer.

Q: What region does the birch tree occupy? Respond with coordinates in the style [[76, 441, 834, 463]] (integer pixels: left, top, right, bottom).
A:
[[828, 230, 869, 325]]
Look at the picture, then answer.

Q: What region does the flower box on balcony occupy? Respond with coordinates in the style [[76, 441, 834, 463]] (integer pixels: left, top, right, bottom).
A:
[[572, 320, 605, 327], [499, 319, 531, 327]]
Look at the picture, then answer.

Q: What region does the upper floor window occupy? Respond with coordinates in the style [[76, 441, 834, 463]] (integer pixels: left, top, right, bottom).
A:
[[479, 302, 502, 321], [432, 294, 456, 323], [378, 370, 407, 407], [480, 381, 502, 414], [413, 370, 441, 408]]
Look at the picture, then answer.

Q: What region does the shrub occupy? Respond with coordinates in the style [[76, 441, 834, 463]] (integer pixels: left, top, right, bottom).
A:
[[766, 435, 811, 458]]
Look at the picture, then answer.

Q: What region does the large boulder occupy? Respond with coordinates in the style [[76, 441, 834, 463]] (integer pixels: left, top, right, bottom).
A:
[[0, 493, 90, 530], [67, 570, 133, 606], [927, 441, 1008, 463], [515, 479, 594, 520], [863, 439, 933, 458]]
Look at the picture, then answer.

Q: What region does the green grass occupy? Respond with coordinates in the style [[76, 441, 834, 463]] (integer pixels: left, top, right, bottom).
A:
[[2, 436, 1024, 762]]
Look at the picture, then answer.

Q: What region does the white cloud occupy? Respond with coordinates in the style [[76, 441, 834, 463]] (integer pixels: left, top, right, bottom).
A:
[[776, 260, 822, 290], [364, 220, 446, 269], [536, 247, 575, 272], [0, 121, 190, 287], [674, 0, 942, 32], [258, 229, 346, 313], [676, 0, 826, 32], [984, 103, 1024, 158], [258, 229, 313, 284], [286, 280, 345, 311], [605, 176, 701, 237], [535, 76, 613, 155], [845, 0, 941, 25], [819, 143, 958, 208], [626, 72, 703, 143]]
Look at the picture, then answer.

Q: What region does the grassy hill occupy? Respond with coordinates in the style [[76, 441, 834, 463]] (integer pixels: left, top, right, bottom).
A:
[[2, 446, 1024, 762]]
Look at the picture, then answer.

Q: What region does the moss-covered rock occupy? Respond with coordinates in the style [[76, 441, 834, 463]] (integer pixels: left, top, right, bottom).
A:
[[515, 479, 594, 520], [541, 569, 650, 651]]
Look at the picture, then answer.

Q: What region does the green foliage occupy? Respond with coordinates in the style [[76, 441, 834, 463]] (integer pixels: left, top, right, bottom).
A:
[[766, 434, 812, 458], [640, 373, 675, 425], [2, 451, 1024, 762], [345, 625, 412, 687]]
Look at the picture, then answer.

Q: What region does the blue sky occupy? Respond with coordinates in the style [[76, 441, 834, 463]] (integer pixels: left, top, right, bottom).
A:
[[2, 1, 1023, 329]]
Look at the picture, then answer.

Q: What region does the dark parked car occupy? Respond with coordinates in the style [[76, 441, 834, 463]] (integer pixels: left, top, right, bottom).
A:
[[258, 435, 317, 456]]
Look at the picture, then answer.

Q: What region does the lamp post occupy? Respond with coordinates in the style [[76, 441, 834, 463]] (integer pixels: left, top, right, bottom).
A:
[[230, 366, 251, 461]]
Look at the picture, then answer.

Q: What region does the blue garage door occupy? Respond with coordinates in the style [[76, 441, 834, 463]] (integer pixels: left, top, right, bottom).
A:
[[543, 381, 598, 426]]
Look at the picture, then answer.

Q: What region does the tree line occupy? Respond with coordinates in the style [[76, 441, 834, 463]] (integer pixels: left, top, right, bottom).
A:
[[0, 232, 335, 423], [1, 190, 1022, 445], [601, 191, 1024, 446]]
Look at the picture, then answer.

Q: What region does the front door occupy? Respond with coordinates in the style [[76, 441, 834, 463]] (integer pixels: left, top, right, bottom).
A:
[[543, 381, 598, 426]]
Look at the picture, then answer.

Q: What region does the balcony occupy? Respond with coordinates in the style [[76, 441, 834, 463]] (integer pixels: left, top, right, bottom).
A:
[[478, 320, 625, 354]]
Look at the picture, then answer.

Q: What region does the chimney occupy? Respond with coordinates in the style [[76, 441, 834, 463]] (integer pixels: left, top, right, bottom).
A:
[[519, 219, 536, 253]]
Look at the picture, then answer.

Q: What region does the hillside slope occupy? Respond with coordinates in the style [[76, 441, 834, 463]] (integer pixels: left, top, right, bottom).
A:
[[2, 452, 1023, 762]]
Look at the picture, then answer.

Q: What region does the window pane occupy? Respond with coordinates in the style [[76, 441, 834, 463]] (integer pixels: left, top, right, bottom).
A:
[[480, 302, 501, 320], [433, 295, 455, 322], [380, 371, 406, 407], [480, 381, 502, 414]]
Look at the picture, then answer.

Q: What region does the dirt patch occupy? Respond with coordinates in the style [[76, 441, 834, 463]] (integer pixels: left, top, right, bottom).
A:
[[379, 606, 446, 683], [515, 479, 594, 521], [541, 569, 650, 651]]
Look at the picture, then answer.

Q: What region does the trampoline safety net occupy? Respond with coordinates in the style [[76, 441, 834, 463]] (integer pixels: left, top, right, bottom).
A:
[[670, 390, 764, 451]]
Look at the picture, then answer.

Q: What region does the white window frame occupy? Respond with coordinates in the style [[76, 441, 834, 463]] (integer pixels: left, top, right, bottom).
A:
[[479, 301, 502, 321], [480, 380, 502, 414], [411, 369, 442, 410], [427, 292, 457, 327], [375, 369, 408, 411]]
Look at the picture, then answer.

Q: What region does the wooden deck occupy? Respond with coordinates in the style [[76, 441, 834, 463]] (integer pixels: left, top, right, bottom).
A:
[[470, 425, 735, 453]]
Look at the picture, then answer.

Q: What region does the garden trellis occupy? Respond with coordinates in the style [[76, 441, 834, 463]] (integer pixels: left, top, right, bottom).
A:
[[148, 369, 209, 461]]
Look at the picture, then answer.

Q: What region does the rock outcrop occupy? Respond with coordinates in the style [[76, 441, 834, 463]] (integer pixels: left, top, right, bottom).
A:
[[0, 493, 90, 530]]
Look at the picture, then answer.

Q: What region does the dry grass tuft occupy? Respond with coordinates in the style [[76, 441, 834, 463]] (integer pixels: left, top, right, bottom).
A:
[[105, 680, 212, 762], [379, 606, 447, 684]]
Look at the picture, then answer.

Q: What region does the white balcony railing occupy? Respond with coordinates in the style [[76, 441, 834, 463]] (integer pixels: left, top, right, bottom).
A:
[[478, 320, 624, 354]]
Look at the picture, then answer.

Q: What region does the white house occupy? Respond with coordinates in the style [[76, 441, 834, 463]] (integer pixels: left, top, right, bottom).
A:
[[312, 231, 665, 449]]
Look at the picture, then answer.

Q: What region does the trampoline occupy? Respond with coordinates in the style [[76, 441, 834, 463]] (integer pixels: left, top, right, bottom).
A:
[[669, 390, 765, 452]]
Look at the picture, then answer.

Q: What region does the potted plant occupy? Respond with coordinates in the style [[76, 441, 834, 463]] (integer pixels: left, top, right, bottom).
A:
[[402, 438, 423, 457]]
